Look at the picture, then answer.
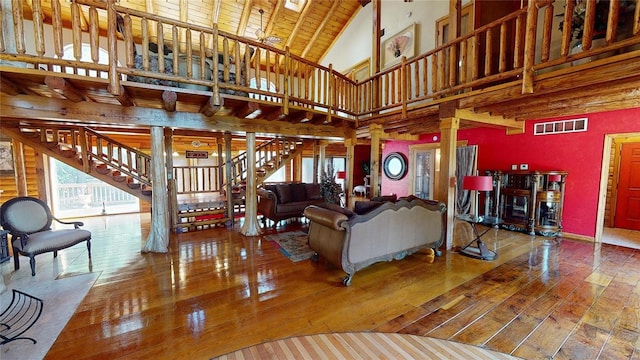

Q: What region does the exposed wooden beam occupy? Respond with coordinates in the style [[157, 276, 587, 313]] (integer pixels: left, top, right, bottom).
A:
[[282, 1, 312, 59], [301, 1, 340, 58], [0, 94, 352, 139], [200, 96, 223, 117], [108, 84, 135, 107], [0, 77, 21, 95], [455, 108, 524, 133], [265, 0, 285, 44], [44, 76, 87, 102], [162, 90, 177, 112], [237, 0, 253, 40]]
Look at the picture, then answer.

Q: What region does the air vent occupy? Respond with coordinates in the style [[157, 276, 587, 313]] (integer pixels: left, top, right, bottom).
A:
[[534, 118, 588, 135]]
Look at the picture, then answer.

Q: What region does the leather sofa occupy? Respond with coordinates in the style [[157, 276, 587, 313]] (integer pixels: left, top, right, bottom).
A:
[[303, 197, 446, 286], [257, 182, 325, 227]]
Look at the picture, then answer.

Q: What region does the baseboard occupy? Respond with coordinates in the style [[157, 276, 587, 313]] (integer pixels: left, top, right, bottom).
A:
[[561, 232, 595, 242]]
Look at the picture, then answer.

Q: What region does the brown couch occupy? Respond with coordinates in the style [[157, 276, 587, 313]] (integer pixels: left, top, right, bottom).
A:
[[257, 182, 325, 227], [303, 197, 446, 286]]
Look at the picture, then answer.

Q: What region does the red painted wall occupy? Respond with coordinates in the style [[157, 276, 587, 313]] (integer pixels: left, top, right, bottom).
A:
[[381, 107, 640, 237]]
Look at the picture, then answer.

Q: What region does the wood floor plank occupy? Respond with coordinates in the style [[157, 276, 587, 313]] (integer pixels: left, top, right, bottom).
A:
[[34, 214, 640, 359]]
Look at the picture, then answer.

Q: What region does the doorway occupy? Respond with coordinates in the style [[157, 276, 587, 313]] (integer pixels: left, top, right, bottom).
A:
[[408, 143, 442, 201], [614, 141, 640, 230], [597, 133, 640, 248]]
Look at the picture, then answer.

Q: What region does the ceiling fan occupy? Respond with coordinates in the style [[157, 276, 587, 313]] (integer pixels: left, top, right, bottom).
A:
[[255, 9, 282, 44]]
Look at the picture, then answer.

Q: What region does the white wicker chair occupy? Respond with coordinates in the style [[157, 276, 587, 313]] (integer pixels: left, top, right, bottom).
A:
[[0, 197, 91, 276]]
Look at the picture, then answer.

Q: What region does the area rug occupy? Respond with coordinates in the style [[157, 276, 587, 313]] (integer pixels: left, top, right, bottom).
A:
[[212, 332, 524, 359], [265, 231, 314, 262], [0, 257, 99, 360]]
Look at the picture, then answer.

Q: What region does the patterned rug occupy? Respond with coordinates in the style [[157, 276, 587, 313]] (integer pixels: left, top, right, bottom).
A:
[[265, 231, 314, 262]]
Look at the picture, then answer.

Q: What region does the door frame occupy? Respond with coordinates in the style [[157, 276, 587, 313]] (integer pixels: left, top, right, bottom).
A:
[[596, 132, 640, 243]]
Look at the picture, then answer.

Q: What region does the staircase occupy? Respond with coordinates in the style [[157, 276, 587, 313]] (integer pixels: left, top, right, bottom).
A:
[[5, 126, 311, 232], [3, 126, 153, 203], [176, 137, 312, 232]]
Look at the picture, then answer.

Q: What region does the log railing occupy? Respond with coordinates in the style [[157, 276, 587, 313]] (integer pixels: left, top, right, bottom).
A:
[[0, 0, 638, 124]]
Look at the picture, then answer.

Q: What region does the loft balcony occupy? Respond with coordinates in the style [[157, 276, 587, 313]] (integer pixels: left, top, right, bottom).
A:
[[0, 0, 638, 139]]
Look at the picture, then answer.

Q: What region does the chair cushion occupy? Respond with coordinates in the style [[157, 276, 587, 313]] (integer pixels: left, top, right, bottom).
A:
[[14, 229, 91, 255], [290, 183, 307, 202], [275, 184, 293, 204], [304, 183, 323, 200]]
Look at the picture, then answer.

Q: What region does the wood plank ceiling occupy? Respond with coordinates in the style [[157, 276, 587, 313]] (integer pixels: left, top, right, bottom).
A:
[[22, 0, 365, 66]]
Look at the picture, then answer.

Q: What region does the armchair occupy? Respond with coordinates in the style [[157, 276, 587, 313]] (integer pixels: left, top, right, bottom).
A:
[[0, 197, 92, 276]]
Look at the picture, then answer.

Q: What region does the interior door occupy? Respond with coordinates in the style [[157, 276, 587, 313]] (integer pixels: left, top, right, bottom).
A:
[[615, 142, 640, 230], [414, 150, 436, 200]]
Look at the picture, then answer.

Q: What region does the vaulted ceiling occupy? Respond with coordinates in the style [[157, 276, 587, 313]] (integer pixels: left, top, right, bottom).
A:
[[23, 0, 365, 66]]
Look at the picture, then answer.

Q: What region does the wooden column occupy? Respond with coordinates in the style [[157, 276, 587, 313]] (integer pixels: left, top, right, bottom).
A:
[[12, 140, 27, 196], [438, 116, 460, 251], [369, 124, 383, 198], [240, 132, 261, 236], [319, 141, 327, 176], [142, 126, 169, 253], [345, 137, 355, 206], [164, 128, 178, 230], [34, 149, 47, 202], [312, 141, 319, 183], [372, 0, 381, 111], [224, 132, 233, 222]]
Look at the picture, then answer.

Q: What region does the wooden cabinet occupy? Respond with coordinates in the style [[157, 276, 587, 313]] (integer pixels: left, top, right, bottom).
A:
[[484, 170, 567, 236]]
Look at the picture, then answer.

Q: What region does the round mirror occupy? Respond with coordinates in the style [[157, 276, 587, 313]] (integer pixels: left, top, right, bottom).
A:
[[383, 152, 408, 180]]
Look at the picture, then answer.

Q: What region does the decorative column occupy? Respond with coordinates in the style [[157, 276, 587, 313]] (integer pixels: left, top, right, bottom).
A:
[[438, 114, 459, 251], [240, 132, 261, 236], [12, 140, 28, 196], [142, 126, 170, 253], [164, 128, 178, 230], [319, 141, 327, 176], [345, 137, 355, 206], [312, 141, 319, 183], [224, 132, 233, 222], [369, 124, 383, 198]]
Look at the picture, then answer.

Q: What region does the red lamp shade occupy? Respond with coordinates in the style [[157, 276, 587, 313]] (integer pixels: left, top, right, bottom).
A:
[[462, 175, 493, 191], [336, 171, 346, 180], [548, 174, 562, 182]]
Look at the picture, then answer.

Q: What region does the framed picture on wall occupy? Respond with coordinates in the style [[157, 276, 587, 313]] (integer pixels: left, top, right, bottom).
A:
[[382, 23, 416, 69], [0, 139, 14, 176]]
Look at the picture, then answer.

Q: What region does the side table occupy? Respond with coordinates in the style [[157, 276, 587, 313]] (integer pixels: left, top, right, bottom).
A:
[[456, 214, 502, 261]]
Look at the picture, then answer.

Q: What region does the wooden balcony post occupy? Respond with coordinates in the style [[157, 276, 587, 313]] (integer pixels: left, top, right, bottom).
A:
[[240, 132, 262, 237], [224, 132, 233, 221], [438, 105, 459, 251], [142, 126, 169, 253], [284, 47, 290, 116], [521, 0, 538, 94], [369, 124, 383, 199], [107, 0, 121, 96]]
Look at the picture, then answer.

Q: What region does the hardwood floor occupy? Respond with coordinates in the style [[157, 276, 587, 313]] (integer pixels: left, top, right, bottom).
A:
[[42, 213, 639, 359]]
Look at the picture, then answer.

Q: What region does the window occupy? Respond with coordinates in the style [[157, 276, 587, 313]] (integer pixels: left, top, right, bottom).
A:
[[249, 77, 277, 101], [55, 43, 123, 79]]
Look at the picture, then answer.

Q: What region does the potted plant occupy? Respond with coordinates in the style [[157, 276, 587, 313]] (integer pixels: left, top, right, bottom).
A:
[[319, 165, 343, 205]]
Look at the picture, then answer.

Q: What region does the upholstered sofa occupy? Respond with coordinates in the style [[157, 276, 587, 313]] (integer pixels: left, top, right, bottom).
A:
[[303, 197, 446, 286], [257, 182, 325, 227]]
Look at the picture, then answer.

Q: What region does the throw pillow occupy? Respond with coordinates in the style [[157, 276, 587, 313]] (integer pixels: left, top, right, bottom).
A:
[[275, 184, 292, 204], [354, 201, 383, 215], [316, 202, 355, 218], [304, 183, 323, 200], [290, 183, 307, 202]]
